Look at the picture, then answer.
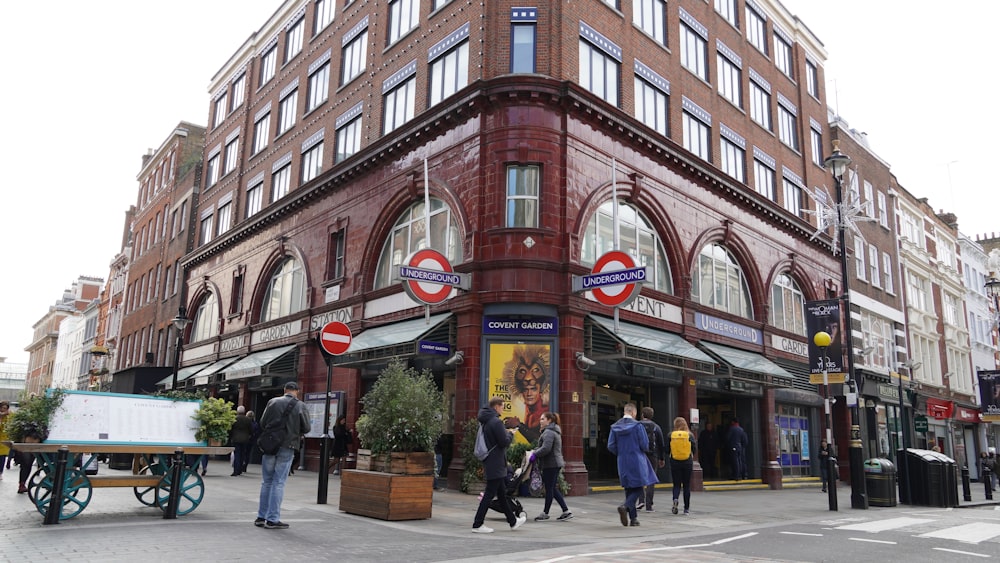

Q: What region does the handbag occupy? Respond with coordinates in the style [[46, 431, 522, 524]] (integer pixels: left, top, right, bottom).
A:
[[528, 464, 544, 497], [257, 398, 297, 455]]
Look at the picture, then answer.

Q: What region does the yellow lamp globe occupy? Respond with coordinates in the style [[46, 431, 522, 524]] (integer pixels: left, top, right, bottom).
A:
[[813, 331, 832, 348]]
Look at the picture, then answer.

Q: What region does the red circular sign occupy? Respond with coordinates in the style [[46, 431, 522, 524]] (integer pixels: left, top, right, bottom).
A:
[[589, 250, 641, 307], [318, 321, 352, 356], [402, 248, 454, 305]]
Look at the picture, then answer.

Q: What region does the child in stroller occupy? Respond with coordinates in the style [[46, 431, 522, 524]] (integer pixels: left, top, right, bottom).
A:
[[481, 449, 537, 517]]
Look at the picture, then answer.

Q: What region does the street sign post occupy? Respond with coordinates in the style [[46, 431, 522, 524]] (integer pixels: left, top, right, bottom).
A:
[[316, 320, 352, 504], [318, 321, 352, 356]]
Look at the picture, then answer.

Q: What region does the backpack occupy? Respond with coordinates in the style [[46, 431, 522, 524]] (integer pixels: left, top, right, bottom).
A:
[[474, 425, 494, 461], [641, 421, 658, 457], [670, 430, 693, 461], [257, 398, 297, 456]]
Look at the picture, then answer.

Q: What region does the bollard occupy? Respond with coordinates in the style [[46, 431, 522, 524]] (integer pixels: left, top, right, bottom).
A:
[[164, 448, 184, 519], [44, 446, 71, 525], [827, 456, 838, 511], [987, 472, 994, 501], [961, 467, 971, 502]]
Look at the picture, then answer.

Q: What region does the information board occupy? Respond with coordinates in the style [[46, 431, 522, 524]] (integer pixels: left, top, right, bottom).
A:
[[303, 391, 343, 438], [46, 390, 203, 446]]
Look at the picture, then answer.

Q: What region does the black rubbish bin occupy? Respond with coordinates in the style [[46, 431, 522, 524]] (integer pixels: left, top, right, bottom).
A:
[[109, 453, 134, 471], [864, 458, 897, 507], [897, 448, 959, 508]]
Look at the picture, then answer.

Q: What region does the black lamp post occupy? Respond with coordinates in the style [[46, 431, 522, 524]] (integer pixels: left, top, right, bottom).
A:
[[897, 360, 920, 503], [986, 272, 1000, 326], [823, 140, 868, 510], [170, 306, 191, 391], [814, 330, 838, 510]]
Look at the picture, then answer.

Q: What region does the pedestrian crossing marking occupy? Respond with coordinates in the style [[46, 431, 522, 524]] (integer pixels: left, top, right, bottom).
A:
[[919, 522, 1000, 544], [835, 517, 936, 532]]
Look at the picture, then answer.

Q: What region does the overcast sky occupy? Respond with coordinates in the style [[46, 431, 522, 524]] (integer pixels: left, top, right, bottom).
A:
[[0, 1, 993, 364]]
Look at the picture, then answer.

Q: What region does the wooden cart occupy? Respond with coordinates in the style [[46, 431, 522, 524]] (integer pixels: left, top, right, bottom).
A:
[[12, 443, 233, 523]]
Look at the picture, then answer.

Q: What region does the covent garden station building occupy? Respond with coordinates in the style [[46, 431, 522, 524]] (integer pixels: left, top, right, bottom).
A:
[[172, 0, 842, 493]]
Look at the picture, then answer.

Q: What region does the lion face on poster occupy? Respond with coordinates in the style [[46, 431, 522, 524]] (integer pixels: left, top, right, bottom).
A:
[[502, 344, 550, 432]]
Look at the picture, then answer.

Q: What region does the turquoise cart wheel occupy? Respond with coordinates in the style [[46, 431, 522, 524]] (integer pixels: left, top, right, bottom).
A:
[[133, 463, 166, 506], [34, 467, 92, 520], [155, 465, 205, 516]]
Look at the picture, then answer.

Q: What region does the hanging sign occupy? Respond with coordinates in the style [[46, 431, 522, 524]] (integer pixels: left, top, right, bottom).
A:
[[572, 250, 647, 307], [397, 248, 471, 304]]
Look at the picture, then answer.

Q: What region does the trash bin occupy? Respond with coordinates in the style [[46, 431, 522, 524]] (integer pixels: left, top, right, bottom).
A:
[[864, 458, 896, 507], [896, 448, 959, 508]]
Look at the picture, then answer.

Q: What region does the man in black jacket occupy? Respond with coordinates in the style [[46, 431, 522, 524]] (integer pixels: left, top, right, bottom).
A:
[[255, 382, 311, 529], [637, 407, 664, 512], [471, 397, 527, 533]]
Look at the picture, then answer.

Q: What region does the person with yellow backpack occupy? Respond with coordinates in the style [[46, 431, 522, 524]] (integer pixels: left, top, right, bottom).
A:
[[667, 416, 697, 515]]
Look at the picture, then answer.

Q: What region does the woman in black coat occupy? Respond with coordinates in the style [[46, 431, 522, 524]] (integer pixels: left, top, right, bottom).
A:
[[471, 397, 527, 533], [330, 415, 352, 475]]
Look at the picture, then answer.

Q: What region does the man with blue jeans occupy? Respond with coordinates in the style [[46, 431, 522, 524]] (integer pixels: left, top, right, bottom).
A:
[[256, 381, 311, 529]]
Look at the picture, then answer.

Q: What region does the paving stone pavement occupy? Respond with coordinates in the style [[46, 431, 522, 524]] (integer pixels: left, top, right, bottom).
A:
[[0, 458, 996, 563]]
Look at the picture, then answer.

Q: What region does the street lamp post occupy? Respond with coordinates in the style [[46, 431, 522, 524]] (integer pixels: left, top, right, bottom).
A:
[[170, 307, 191, 391], [897, 360, 919, 503], [814, 331, 838, 511], [823, 140, 868, 510]]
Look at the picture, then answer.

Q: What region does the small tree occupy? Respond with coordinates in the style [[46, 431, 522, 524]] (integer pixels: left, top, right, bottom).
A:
[[7, 389, 66, 442], [355, 358, 445, 456]]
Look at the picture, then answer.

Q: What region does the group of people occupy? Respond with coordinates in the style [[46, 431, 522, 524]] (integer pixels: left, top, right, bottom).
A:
[[0, 400, 34, 494], [696, 419, 749, 481]]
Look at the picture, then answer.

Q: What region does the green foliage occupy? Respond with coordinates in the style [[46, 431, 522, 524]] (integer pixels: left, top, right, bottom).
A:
[[8, 389, 66, 442], [459, 418, 485, 493], [192, 397, 237, 443], [355, 359, 445, 455], [153, 389, 207, 401]]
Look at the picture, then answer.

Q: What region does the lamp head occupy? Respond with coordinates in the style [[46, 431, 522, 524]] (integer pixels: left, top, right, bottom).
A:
[[985, 272, 1000, 298], [823, 139, 852, 179], [172, 306, 191, 331], [813, 331, 832, 349]]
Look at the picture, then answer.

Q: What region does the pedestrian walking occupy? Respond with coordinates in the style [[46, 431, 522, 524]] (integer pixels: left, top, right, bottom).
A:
[[668, 416, 696, 515], [989, 447, 998, 491], [818, 438, 832, 493], [698, 422, 718, 479], [255, 382, 311, 530], [726, 418, 749, 480], [329, 415, 352, 475], [0, 401, 10, 480], [531, 412, 572, 522], [471, 397, 528, 533], [230, 406, 253, 476], [607, 403, 658, 527], [981, 450, 996, 492], [637, 406, 664, 512], [244, 410, 259, 473]]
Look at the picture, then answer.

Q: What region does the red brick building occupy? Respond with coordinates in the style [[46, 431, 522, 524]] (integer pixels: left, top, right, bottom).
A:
[[176, 0, 844, 491]]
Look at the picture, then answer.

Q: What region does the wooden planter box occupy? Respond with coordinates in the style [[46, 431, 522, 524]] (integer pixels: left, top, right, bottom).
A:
[[339, 469, 433, 521], [355, 450, 434, 475]]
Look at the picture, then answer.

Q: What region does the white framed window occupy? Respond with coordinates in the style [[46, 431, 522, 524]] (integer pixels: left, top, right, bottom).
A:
[[716, 0, 738, 28], [261, 258, 307, 322], [579, 39, 619, 107], [869, 243, 880, 287], [810, 126, 823, 166], [806, 60, 819, 98], [285, 17, 304, 62], [581, 201, 673, 294], [777, 104, 798, 150], [882, 252, 893, 293], [272, 164, 291, 201], [878, 192, 888, 228], [191, 292, 219, 342], [634, 77, 668, 136], [200, 213, 214, 245], [770, 273, 806, 335], [205, 153, 221, 188], [682, 111, 710, 160], [374, 197, 462, 289], [231, 74, 246, 111], [314, 0, 335, 35], [511, 21, 536, 73], [860, 312, 893, 370], [907, 271, 927, 311], [383, 76, 416, 134], [718, 53, 741, 107], [506, 164, 539, 228], [854, 236, 866, 280], [634, 0, 666, 44], [750, 80, 771, 130], [944, 292, 960, 326], [782, 177, 801, 217], [342, 28, 369, 85], [307, 62, 330, 112], [253, 113, 270, 154], [430, 40, 469, 104], [224, 137, 239, 175], [720, 137, 745, 182], [217, 201, 232, 235], [278, 90, 298, 135], [746, 4, 767, 54], [246, 181, 263, 218], [301, 142, 324, 183], [863, 181, 875, 217], [260, 46, 277, 87], [753, 159, 775, 200], [336, 116, 362, 162], [774, 33, 793, 79], [388, 0, 419, 44], [693, 243, 752, 318], [680, 23, 707, 80], [213, 93, 228, 128]]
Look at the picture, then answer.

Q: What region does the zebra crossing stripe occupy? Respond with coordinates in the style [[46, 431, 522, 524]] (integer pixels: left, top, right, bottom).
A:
[[836, 517, 936, 532], [919, 522, 1000, 544]]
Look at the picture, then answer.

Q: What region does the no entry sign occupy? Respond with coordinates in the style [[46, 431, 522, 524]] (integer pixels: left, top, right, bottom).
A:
[[572, 250, 647, 307], [398, 248, 470, 305], [318, 321, 352, 356]]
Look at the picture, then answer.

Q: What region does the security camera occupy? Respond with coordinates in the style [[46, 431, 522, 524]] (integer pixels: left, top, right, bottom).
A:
[[445, 351, 464, 366], [575, 352, 596, 369]]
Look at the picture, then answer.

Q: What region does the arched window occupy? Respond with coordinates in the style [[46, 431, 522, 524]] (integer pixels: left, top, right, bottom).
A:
[[581, 201, 673, 294], [693, 243, 752, 318], [770, 273, 805, 335], [374, 197, 461, 289], [261, 257, 306, 322], [190, 292, 220, 342]]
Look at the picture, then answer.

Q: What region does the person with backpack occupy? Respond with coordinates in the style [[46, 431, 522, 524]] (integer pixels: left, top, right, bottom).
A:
[[471, 397, 528, 533], [607, 403, 658, 527], [255, 382, 311, 530], [637, 406, 664, 512], [667, 416, 697, 515]]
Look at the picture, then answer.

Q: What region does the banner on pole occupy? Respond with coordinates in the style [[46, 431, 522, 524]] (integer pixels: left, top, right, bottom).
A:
[[806, 299, 846, 384], [978, 370, 1000, 422]]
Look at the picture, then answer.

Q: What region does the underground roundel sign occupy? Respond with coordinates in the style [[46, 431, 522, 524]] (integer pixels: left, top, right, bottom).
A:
[[398, 248, 469, 305], [573, 250, 647, 308]]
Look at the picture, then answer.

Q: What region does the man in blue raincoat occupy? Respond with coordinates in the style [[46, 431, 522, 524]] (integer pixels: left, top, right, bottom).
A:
[[607, 403, 658, 527]]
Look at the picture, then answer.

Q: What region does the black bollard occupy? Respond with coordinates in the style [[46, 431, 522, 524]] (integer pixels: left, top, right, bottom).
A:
[[44, 446, 70, 525], [987, 471, 994, 501], [827, 456, 838, 511], [961, 467, 971, 502], [164, 448, 184, 519]]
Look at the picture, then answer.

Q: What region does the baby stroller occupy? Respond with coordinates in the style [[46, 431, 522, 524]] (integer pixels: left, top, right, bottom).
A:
[[487, 449, 536, 517]]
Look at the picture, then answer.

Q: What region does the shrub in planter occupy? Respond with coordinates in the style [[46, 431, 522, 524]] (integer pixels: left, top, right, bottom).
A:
[[192, 397, 237, 444], [355, 359, 445, 461]]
